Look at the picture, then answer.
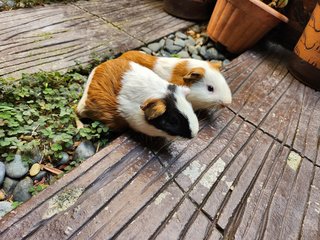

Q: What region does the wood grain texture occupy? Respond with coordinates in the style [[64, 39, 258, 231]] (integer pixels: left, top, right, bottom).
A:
[[1, 43, 319, 239], [0, 0, 193, 79]]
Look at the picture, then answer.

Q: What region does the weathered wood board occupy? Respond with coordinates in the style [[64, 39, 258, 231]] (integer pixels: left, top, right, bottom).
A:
[[0, 0, 193, 79], [1, 43, 319, 239]]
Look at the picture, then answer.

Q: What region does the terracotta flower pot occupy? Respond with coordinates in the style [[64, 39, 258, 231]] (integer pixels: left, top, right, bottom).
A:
[[288, 2, 320, 90], [163, 0, 215, 21], [207, 0, 288, 53]]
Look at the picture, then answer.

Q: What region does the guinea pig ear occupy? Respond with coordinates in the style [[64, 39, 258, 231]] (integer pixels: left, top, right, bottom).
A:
[[140, 98, 166, 120], [183, 67, 205, 85], [209, 61, 222, 70]]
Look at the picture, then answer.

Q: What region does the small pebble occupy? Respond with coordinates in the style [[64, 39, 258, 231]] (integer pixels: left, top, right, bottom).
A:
[[29, 163, 41, 177], [13, 177, 33, 202], [185, 37, 196, 47], [159, 39, 165, 48], [167, 34, 175, 39], [199, 46, 208, 59], [3, 177, 18, 195], [174, 38, 186, 47], [32, 170, 47, 182], [0, 161, 5, 185], [140, 47, 152, 54], [147, 42, 161, 52], [73, 141, 95, 161], [177, 51, 190, 58], [55, 152, 69, 167], [160, 50, 171, 57], [191, 54, 203, 60], [187, 45, 198, 55], [5, 154, 29, 179], [175, 31, 188, 39], [0, 190, 5, 200], [223, 59, 231, 66], [0, 201, 13, 217], [30, 147, 42, 164], [190, 25, 201, 33], [206, 47, 219, 60], [6, 0, 15, 7], [165, 39, 182, 53]]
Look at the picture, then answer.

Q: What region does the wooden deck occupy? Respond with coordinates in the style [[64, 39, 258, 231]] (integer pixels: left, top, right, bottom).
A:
[[1, 42, 319, 240], [0, 0, 193, 79]]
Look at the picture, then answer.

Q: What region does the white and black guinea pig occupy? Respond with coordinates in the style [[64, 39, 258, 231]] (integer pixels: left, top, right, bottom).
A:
[[119, 50, 232, 111], [76, 59, 199, 139]]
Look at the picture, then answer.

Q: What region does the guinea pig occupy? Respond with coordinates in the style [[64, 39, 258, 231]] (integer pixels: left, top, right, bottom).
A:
[[76, 59, 199, 139], [119, 50, 232, 110]]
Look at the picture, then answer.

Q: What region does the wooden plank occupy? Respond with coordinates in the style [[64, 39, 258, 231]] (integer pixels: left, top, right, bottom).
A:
[[301, 167, 320, 240], [154, 198, 196, 240], [74, 0, 194, 43], [183, 212, 211, 240]]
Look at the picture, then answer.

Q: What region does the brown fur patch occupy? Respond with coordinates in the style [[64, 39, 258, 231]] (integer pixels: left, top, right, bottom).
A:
[[209, 61, 222, 70], [140, 98, 166, 120], [170, 61, 190, 86], [183, 67, 205, 84], [119, 50, 157, 69], [80, 59, 130, 131]]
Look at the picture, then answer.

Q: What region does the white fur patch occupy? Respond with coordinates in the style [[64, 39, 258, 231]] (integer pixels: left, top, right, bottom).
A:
[[77, 67, 96, 115]]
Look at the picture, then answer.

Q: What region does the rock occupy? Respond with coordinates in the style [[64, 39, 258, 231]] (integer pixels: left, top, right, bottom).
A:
[[217, 53, 226, 60], [175, 31, 188, 39], [177, 51, 190, 58], [30, 147, 42, 164], [3, 177, 18, 195], [185, 37, 196, 47], [191, 54, 203, 60], [159, 39, 165, 48], [0, 162, 5, 185], [199, 46, 208, 59], [140, 47, 152, 54], [73, 141, 95, 161], [223, 59, 231, 66], [187, 45, 198, 55], [160, 50, 171, 57], [0, 1, 4, 8], [6, 0, 15, 7], [174, 38, 186, 48], [55, 152, 69, 167], [0, 201, 13, 217], [191, 25, 201, 33], [165, 39, 182, 54], [0, 190, 5, 200], [5, 154, 29, 179], [32, 171, 47, 182], [29, 163, 41, 177], [196, 37, 205, 46], [13, 177, 33, 202], [147, 42, 161, 52], [206, 48, 219, 60], [167, 34, 175, 39]]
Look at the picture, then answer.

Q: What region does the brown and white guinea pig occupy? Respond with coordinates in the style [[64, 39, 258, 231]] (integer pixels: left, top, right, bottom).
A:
[[76, 59, 199, 139], [119, 50, 232, 111]]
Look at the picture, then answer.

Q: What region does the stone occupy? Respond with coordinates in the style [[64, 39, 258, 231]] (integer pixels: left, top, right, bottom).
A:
[[30, 147, 42, 164], [160, 50, 171, 57], [175, 31, 188, 39], [0, 161, 5, 185], [167, 34, 175, 39], [165, 39, 182, 54], [0, 190, 5, 200], [55, 152, 69, 167], [191, 25, 201, 33], [185, 37, 196, 47], [5, 154, 29, 179], [29, 163, 41, 177], [196, 37, 205, 46], [140, 47, 152, 54], [192, 54, 203, 60], [13, 177, 33, 202], [199, 46, 208, 59], [206, 48, 219, 60], [32, 171, 47, 182], [73, 141, 95, 161], [6, 0, 15, 7], [0, 201, 13, 217], [147, 42, 161, 52], [217, 53, 226, 60], [0, 1, 4, 8], [223, 59, 231, 66], [3, 177, 18, 195], [177, 51, 190, 59], [174, 38, 186, 47], [187, 45, 198, 55], [159, 39, 165, 48]]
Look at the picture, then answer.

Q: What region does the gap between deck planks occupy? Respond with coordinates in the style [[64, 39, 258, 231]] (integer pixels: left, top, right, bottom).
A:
[[0, 0, 193, 79], [0, 42, 319, 239]]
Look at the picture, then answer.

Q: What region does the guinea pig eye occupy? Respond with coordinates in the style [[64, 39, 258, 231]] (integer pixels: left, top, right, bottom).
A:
[[207, 85, 214, 92]]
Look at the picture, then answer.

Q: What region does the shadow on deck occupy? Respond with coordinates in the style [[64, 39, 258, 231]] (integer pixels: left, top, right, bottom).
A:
[[1, 43, 319, 240]]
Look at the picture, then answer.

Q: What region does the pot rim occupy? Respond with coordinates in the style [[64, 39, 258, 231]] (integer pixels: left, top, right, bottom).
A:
[[249, 0, 289, 23]]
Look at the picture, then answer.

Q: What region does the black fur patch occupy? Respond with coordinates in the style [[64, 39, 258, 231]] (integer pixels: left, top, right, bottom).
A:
[[146, 85, 192, 139]]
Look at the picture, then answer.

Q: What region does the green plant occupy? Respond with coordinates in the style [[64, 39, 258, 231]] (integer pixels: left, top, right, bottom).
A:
[[11, 201, 22, 209], [29, 183, 49, 196], [0, 70, 109, 164]]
